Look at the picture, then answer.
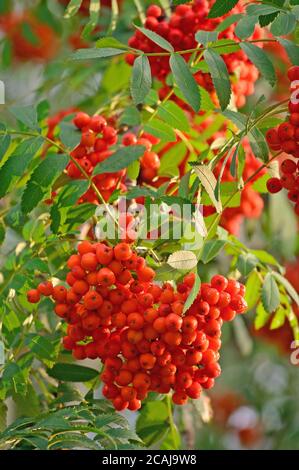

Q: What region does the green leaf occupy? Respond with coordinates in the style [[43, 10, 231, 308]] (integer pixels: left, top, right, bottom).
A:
[[270, 304, 287, 330], [119, 106, 141, 126], [144, 118, 176, 142], [0, 128, 11, 162], [169, 54, 201, 112], [201, 239, 226, 264], [10, 105, 38, 130], [199, 86, 214, 111], [245, 270, 262, 310], [208, 0, 239, 18], [70, 48, 125, 60], [56, 180, 89, 207], [126, 160, 140, 180], [272, 271, 299, 306], [93, 145, 145, 175], [194, 165, 222, 213], [135, 26, 174, 52], [215, 13, 243, 32], [0, 341, 4, 365], [246, 4, 281, 16], [64, 0, 83, 18], [158, 141, 187, 177], [183, 267, 201, 313], [236, 253, 258, 277], [96, 36, 128, 50], [0, 137, 44, 198], [136, 401, 168, 446], [250, 249, 280, 267], [262, 273, 280, 313], [81, 0, 100, 39], [13, 384, 40, 418], [0, 402, 7, 432], [26, 335, 58, 361], [157, 101, 190, 132], [277, 38, 299, 65], [211, 38, 240, 54], [195, 30, 218, 45], [0, 222, 5, 246], [47, 363, 99, 382], [60, 121, 81, 149], [249, 127, 269, 162], [255, 301, 270, 329], [21, 153, 69, 214], [222, 109, 247, 129], [235, 15, 258, 39], [271, 11, 297, 35], [130, 54, 152, 105], [204, 49, 231, 110], [240, 43, 276, 87]]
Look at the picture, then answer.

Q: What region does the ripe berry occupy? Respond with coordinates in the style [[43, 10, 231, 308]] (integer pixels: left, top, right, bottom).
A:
[[211, 275, 228, 292], [288, 65, 299, 82], [147, 5, 162, 18], [137, 266, 155, 282], [74, 112, 91, 129], [53, 285, 67, 302], [281, 159, 297, 174], [97, 268, 116, 287], [84, 291, 103, 310], [96, 244, 114, 265], [267, 177, 282, 194], [172, 391, 188, 405], [72, 280, 89, 295], [37, 281, 53, 296], [81, 253, 98, 271], [139, 353, 156, 370], [27, 289, 41, 303]]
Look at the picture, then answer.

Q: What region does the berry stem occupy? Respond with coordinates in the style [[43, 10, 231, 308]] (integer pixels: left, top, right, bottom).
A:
[[129, 37, 278, 58], [166, 393, 177, 446], [0, 129, 120, 230]]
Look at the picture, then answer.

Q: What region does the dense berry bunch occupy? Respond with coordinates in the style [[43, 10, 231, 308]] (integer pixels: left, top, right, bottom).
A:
[[27, 241, 247, 411], [126, 1, 262, 108], [0, 12, 59, 62], [46, 111, 160, 203], [266, 66, 299, 215]]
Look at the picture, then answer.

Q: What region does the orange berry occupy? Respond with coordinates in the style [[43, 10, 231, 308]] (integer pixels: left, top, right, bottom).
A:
[[137, 266, 155, 282], [114, 242, 132, 261], [72, 280, 89, 295], [27, 289, 40, 303], [53, 285, 67, 302], [97, 267, 116, 287], [84, 291, 103, 310], [81, 252, 98, 271], [37, 281, 53, 296]]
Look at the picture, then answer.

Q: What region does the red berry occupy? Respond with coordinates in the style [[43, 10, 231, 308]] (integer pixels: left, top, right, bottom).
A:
[[27, 289, 41, 303]]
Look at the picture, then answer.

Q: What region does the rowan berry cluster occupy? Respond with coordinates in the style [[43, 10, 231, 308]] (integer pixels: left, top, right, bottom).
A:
[[27, 240, 247, 411], [266, 66, 299, 215], [47, 111, 160, 203], [0, 11, 59, 62], [126, 1, 262, 108]]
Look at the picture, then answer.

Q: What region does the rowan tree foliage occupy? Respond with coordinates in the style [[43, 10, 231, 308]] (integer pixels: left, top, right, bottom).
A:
[[0, 0, 299, 451]]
